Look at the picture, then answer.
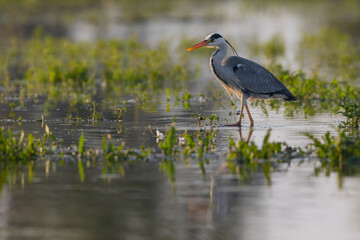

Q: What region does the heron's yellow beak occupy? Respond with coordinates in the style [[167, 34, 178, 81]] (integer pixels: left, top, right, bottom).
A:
[[187, 40, 208, 51]]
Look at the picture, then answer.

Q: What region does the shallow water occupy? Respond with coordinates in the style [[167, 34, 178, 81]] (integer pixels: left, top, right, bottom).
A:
[[1, 0, 360, 239], [0, 91, 353, 240], [0, 149, 359, 240]]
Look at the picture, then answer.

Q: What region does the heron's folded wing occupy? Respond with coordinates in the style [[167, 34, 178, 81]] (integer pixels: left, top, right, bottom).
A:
[[225, 57, 287, 94]]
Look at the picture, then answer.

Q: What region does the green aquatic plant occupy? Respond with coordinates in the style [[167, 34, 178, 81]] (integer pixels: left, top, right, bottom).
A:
[[0, 128, 39, 161], [206, 114, 219, 127], [190, 113, 219, 127], [196, 130, 216, 158], [309, 130, 360, 176], [9, 102, 15, 119], [158, 126, 177, 156], [78, 133, 85, 158], [182, 131, 196, 156], [192, 113, 206, 127], [1, 35, 193, 111], [227, 130, 289, 184], [157, 127, 218, 179], [116, 107, 127, 121], [182, 92, 192, 110], [90, 101, 99, 122], [101, 136, 151, 176], [339, 103, 360, 129]]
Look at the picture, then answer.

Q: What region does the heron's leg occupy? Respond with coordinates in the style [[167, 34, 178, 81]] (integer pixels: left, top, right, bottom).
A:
[[225, 102, 244, 127], [245, 104, 254, 126]]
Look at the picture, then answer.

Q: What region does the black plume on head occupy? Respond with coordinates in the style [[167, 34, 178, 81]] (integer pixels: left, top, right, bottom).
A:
[[210, 33, 223, 39]]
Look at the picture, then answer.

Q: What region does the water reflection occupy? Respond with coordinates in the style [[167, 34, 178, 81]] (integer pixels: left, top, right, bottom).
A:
[[238, 127, 254, 143], [1, 155, 358, 239]]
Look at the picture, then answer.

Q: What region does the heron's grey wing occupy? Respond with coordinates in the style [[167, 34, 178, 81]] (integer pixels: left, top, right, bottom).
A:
[[223, 56, 289, 94]]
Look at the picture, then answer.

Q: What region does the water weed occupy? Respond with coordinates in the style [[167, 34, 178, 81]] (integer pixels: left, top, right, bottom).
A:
[[182, 92, 192, 110], [339, 103, 360, 129], [0, 128, 39, 161], [227, 130, 292, 183], [158, 126, 177, 156], [309, 130, 360, 176]]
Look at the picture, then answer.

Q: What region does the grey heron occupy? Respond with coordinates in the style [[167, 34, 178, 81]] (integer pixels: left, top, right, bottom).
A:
[[187, 33, 296, 127]]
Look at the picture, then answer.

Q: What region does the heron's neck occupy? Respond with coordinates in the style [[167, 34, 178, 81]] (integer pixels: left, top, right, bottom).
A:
[[211, 44, 227, 64], [210, 44, 227, 79]]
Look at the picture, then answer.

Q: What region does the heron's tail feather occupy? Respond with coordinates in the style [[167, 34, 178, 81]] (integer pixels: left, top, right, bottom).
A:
[[285, 93, 297, 101]]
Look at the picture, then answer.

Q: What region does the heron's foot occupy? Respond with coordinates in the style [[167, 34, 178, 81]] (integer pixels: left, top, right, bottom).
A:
[[224, 121, 241, 127]]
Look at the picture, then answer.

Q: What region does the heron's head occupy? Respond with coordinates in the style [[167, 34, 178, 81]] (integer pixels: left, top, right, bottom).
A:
[[187, 33, 238, 56], [187, 33, 226, 51]]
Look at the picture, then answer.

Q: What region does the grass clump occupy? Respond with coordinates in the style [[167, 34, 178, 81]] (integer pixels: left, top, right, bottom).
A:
[[158, 126, 177, 156], [157, 125, 218, 180], [309, 130, 360, 176], [339, 103, 360, 129], [101, 137, 151, 177], [227, 130, 291, 184], [0, 128, 39, 161]]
